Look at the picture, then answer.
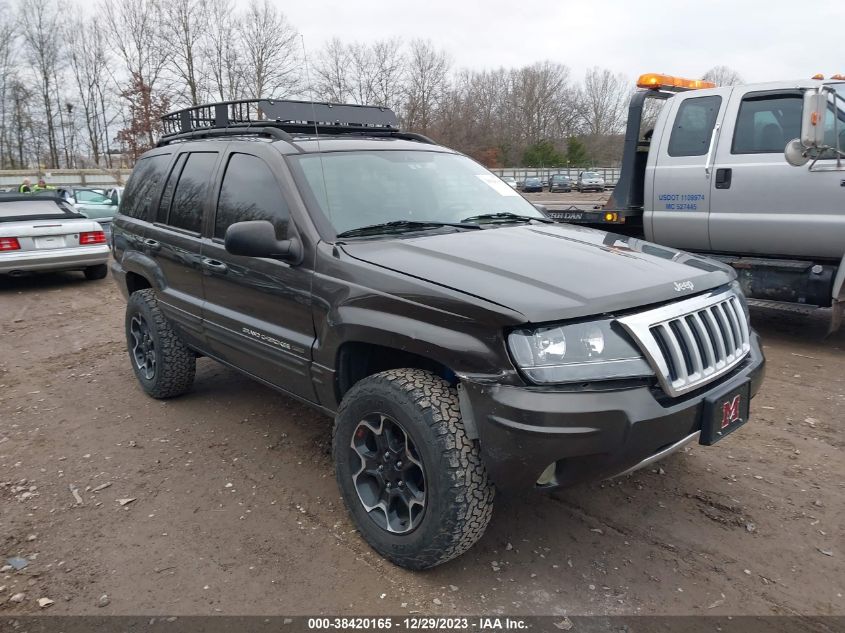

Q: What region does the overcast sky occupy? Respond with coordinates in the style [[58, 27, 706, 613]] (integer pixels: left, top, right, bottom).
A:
[[281, 0, 842, 84]]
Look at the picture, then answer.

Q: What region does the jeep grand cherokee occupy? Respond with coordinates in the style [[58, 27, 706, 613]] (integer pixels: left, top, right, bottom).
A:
[[110, 100, 765, 569]]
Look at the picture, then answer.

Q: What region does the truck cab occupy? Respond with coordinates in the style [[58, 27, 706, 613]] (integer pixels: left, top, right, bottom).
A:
[[564, 73, 845, 332]]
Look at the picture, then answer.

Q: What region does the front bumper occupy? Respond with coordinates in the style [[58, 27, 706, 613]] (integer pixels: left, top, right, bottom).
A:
[[462, 331, 765, 494], [0, 245, 110, 274]]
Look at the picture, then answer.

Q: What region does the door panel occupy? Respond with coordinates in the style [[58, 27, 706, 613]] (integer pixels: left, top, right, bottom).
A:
[[148, 151, 220, 347], [200, 150, 317, 402], [709, 89, 845, 258], [649, 88, 733, 250]]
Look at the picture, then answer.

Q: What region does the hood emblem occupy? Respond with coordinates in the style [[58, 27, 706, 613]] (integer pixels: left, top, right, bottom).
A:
[[674, 280, 695, 292]]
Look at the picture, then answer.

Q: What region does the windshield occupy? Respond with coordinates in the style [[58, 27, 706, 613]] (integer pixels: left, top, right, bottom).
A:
[[295, 150, 543, 235], [583, 172, 600, 178]]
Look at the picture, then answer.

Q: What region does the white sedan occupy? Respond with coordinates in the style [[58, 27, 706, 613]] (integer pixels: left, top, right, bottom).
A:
[[0, 195, 110, 279]]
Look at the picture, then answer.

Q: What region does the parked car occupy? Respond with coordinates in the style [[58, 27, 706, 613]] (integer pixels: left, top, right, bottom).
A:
[[521, 176, 543, 192], [548, 174, 574, 192], [576, 171, 606, 192], [50, 187, 119, 242], [106, 186, 124, 206], [111, 98, 764, 571], [0, 193, 109, 279], [500, 176, 518, 189]]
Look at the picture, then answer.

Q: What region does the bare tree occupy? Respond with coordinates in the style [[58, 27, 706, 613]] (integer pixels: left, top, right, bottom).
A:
[[579, 67, 630, 136], [66, 16, 111, 165], [702, 65, 744, 86], [404, 39, 449, 133], [161, 0, 209, 106], [0, 5, 18, 167], [312, 37, 352, 103], [369, 39, 405, 109], [238, 0, 300, 99], [20, 0, 62, 167], [102, 0, 169, 150], [206, 0, 244, 101]]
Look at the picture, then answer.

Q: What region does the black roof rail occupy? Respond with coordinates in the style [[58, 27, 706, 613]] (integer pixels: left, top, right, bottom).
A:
[[158, 99, 427, 147]]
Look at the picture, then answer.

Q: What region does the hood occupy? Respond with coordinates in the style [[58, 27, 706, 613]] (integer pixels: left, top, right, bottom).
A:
[[341, 223, 733, 323]]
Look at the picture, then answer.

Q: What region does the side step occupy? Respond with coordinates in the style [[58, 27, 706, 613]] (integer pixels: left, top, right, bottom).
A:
[[747, 298, 819, 315]]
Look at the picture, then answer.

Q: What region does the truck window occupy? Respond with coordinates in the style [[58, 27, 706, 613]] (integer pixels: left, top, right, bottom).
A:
[[214, 153, 290, 240], [156, 153, 187, 224], [121, 154, 171, 221], [667, 96, 721, 157], [732, 93, 801, 154], [167, 152, 219, 233]]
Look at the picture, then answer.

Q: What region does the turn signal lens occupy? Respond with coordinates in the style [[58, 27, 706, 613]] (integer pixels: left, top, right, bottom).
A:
[[831, 74, 845, 80], [79, 231, 106, 245], [604, 212, 619, 222], [0, 236, 21, 251], [636, 73, 716, 91], [812, 73, 825, 80]]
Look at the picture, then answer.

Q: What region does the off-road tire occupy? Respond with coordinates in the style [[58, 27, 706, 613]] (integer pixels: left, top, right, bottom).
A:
[[125, 288, 195, 399], [333, 369, 494, 569], [84, 264, 108, 280]]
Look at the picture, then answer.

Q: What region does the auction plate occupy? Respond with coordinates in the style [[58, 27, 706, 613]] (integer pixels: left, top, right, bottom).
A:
[[699, 379, 751, 445]]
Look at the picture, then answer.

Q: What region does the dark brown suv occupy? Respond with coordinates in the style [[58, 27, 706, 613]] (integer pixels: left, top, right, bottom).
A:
[[111, 99, 765, 569]]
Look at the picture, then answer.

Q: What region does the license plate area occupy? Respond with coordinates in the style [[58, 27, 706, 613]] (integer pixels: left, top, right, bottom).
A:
[[700, 379, 751, 445], [35, 236, 66, 249]]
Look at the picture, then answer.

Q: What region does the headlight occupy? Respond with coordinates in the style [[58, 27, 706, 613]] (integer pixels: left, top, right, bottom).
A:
[[507, 319, 654, 384]]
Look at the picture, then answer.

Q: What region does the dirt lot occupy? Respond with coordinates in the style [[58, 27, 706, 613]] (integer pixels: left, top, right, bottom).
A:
[[0, 263, 842, 616]]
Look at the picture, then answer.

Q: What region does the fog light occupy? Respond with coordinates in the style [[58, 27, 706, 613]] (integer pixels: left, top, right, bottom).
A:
[[536, 462, 556, 486]]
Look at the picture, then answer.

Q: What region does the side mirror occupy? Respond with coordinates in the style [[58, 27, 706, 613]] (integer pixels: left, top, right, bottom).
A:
[[224, 220, 302, 263], [800, 89, 827, 148]]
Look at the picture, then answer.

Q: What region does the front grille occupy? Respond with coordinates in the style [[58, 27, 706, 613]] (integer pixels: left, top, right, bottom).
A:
[[618, 289, 751, 397]]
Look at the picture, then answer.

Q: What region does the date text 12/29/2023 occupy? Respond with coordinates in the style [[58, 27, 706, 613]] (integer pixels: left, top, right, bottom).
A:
[[658, 193, 705, 210], [307, 617, 529, 630]]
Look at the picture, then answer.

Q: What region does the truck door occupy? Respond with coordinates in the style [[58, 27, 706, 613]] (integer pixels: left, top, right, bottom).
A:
[[708, 88, 845, 259], [648, 88, 733, 250]]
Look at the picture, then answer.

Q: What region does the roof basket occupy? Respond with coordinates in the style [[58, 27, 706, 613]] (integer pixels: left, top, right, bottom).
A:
[[160, 98, 400, 139]]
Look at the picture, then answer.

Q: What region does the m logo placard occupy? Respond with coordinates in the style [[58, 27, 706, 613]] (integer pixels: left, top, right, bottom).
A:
[[721, 395, 742, 429]]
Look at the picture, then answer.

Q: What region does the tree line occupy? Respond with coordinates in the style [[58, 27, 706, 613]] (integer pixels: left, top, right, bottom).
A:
[[0, 0, 742, 171]]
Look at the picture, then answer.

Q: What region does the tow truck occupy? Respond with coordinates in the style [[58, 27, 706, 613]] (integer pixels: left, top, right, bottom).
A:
[[549, 72, 845, 333]]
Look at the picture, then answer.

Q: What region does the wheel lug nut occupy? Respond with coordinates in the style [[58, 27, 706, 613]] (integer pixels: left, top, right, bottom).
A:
[[396, 460, 402, 468], [377, 465, 383, 472], [386, 482, 392, 489], [383, 452, 390, 460], [398, 481, 405, 488]]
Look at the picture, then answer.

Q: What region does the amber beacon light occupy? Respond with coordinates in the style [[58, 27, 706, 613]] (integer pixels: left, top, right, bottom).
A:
[[636, 73, 716, 91]]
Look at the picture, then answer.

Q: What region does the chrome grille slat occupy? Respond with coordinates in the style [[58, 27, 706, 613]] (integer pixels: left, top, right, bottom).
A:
[[618, 289, 752, 397]]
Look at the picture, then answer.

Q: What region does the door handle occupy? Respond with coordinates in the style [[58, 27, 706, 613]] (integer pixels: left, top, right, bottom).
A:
[[715, 168, 732, 189], [142, 238, 160, 251], [202, 258, 228, 274]]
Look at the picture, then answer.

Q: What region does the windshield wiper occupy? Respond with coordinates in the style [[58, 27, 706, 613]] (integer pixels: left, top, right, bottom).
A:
[[460, 212, 553, 225], [336, 220, 481, 239]]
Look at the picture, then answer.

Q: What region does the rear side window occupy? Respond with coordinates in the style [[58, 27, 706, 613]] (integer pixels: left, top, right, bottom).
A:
[[168, 152, 219, 233], [732, 93, 802, 154], [122, 154, 171, 220], [214, 153, 290, 240], [156, 154, 188, 224], [668, 95, 721, 157]]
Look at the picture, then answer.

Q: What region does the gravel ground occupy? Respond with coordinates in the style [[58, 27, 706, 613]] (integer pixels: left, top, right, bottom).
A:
[[0, 260, 842, 616]]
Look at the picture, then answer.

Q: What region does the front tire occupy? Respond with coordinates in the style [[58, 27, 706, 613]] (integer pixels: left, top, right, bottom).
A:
[[334, 369, 494, 569], [125, 288, 196, 399]]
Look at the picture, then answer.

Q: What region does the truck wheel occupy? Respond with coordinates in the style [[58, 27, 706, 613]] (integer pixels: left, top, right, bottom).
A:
[[333, 369, 494, 569], [125, 288, 196, 399], [84, 264, 108, 280]]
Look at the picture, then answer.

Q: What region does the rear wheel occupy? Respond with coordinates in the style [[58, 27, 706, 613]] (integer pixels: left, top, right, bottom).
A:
[[125, 288, 196, 399], [333, 369, 494, 569], [84, 264, 108, 280]]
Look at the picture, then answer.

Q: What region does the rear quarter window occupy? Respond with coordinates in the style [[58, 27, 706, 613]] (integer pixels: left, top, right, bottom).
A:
[[667, 95, 722, 157], [122, 154, 172, 221]]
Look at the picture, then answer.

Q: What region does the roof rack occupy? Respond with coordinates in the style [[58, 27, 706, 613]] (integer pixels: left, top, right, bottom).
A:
[[158, 99, 431, 147]]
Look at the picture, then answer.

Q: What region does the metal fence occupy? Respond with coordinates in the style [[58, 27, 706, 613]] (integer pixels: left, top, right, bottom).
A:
[[0, 166, 622, 189], [0, 169, 133, 189], [491, 167, 621, 187]]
